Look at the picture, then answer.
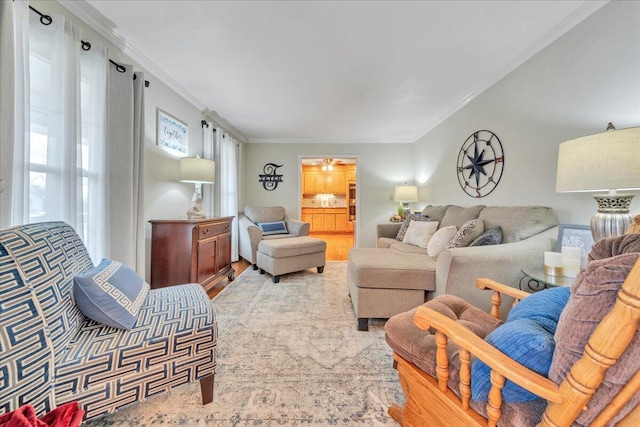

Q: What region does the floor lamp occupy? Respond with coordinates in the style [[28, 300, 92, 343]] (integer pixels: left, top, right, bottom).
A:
[[180, 156, 215, 219], [556, 124, 640, 241]]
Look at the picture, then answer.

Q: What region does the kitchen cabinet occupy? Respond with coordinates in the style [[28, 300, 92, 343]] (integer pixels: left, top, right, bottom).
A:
[[149, 217, 235, 291], [302, 168, 346, 194], [301, 208, 348, 233]]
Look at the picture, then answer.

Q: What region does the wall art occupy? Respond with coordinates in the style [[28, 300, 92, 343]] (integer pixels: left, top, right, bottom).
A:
[[259, 163, 283, 191], [157, 109, 188, 157]]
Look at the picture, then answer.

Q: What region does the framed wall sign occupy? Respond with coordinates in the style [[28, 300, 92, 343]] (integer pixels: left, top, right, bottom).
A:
[[157, 109, 188, 157]]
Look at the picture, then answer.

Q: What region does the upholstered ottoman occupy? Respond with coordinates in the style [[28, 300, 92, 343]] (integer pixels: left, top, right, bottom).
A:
[[257, 236, 327, 283], [347, 248, 436, 331]]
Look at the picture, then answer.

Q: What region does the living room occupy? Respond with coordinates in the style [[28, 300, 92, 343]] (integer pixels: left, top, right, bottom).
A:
[[1, 0, 639, 426]]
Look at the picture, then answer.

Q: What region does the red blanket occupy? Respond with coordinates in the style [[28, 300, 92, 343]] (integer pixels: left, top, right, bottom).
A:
[[0, 403, 83, 427]]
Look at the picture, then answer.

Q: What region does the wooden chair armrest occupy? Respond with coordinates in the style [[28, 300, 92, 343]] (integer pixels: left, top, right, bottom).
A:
[[414, 305, 563, 404], [476, 278, 530, 301], [476, 278, 531, 318]]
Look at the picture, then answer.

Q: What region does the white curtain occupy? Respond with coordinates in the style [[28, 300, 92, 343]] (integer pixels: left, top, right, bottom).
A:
[[202, 122, 216, 217], [0, 0, 29, 228], [80, 43, 109, 262], [220, 132, 239, 261], [107, 65, 146, 273]]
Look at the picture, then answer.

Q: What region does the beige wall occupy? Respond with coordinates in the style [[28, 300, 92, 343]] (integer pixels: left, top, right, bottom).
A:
[[412, 0, 640, 225]]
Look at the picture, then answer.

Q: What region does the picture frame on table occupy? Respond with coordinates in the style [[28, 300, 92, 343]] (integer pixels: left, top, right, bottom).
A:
[[555, 224, 594, 268], [156, 109, 188, 157]]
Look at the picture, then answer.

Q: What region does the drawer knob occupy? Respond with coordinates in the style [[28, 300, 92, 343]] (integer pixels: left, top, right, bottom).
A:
[[202, 229, 210, 234]]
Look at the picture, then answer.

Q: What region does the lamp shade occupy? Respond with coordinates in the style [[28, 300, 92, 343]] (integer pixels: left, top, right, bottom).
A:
[[394, 185, 418, 202], [180, 157, 215, 183], [556, 127, 640, 193]]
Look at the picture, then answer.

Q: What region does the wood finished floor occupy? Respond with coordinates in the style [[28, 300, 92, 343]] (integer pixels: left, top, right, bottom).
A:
[[207, 233, 354, 299]]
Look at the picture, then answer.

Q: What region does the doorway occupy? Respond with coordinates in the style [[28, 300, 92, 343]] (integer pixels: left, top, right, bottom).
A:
[[299, 156, 358, 261]]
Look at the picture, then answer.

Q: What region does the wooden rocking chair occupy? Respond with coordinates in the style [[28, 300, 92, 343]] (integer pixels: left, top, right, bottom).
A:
[[386, 253, 640, 427]]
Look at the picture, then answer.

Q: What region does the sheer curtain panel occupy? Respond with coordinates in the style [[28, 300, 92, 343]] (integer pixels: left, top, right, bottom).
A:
[[220, 132, 240, 261]]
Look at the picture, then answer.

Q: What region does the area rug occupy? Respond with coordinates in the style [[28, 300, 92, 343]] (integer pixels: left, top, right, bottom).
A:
[[85, 261, 404, 426]]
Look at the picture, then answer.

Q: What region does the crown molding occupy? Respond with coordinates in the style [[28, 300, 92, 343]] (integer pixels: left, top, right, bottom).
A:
[[247, 137, 414, 144], [411, 0, 609, 143]]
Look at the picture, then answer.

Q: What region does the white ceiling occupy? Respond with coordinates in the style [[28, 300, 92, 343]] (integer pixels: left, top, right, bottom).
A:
[[68, 1, 606, 143]]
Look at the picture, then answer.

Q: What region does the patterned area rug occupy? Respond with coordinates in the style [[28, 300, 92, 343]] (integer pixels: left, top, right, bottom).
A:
[[85, 261, 404, 426]]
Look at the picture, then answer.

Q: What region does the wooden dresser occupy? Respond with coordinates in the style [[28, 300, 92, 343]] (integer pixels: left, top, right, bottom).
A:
[[149, 217, 235, 291]]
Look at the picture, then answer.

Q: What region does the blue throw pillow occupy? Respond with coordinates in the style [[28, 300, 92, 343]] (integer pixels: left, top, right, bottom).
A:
[[471, 318, 555, 402], [507, 286, 571, 331], [257, 220, 288, 235], [471, 286, 571, 403], [73, 259, 149, 330]]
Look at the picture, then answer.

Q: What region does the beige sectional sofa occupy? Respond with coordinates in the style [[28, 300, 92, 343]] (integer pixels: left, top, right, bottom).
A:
[[347, 205, 558, 330]]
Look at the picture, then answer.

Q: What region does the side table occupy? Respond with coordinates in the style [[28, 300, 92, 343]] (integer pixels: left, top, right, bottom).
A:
[[520, 266, 574, 292]]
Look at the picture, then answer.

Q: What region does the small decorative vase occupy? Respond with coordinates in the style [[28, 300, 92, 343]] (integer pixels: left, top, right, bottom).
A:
[[397, 203, 404, 218]]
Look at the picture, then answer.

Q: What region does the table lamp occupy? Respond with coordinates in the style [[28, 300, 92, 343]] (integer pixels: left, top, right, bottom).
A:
[[556, 124, 640, 241], [394, 184, 418, 219], [180, 156, 215, 219]]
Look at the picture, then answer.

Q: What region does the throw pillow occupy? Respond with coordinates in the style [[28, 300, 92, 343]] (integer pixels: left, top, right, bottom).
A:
[[445, 219, 485, 249], [427, 226, 457, 257], [470, 226, 502, 246], [257, 220, 288, 235], [396, 213, 431, 241], [402, 221, 439, 248], [549, 252, 640, 425], [507, 286, 570, 331], [471, 317, 556, 403], [73, 259, 149, 330]]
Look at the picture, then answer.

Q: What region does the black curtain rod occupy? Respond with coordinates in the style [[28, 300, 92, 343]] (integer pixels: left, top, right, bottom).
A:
[[28, 5, 149, 87]]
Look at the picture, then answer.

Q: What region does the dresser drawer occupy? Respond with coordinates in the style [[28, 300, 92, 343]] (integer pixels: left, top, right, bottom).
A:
[[197, 222, 231, 240]]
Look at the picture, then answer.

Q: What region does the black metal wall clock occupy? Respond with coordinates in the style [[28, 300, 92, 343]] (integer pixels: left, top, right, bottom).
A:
[[456, 130, 504, 198]]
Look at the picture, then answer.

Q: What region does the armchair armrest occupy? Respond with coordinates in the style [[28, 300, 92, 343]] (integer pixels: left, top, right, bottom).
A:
[[238, 214, 263, 266], [413, 306, 563, 406], [285, 218, 310, 236]]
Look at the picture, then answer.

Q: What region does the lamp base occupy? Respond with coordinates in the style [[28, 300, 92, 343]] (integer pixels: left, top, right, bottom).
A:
[[401, 202, 411, 219], [186, 183, 206, 219], [590, 194, 634, 241]]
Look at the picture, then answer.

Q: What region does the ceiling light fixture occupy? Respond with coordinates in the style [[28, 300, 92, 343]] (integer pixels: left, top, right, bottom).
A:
[[321, 158, 334, 172]]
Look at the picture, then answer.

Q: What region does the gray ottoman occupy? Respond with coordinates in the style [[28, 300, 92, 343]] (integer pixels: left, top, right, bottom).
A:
[[348, 248, 436, 331], [257, 236, 327, 283]]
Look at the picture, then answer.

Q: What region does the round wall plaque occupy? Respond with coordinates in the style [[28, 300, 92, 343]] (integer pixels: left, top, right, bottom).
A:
[[456, 130, 504, 198]]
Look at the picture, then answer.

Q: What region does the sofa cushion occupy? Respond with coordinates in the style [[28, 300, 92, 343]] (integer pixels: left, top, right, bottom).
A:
[[348, 248, 436, 291], [420, 205, 451, 224], [446, 219, 484, 249], [427, 226, 457, 258], [390, 243, 430, 255], [478, 206, 557, 243], [73, 259, 150, 330], [396, 214, 431, 241], [244, 205, 286, 223], [402, 221, 439, 248], [470, 226, 503, 246], [440, 205, 485, 229], [549, 252, 640, 426], [257, 220, 288, 235]]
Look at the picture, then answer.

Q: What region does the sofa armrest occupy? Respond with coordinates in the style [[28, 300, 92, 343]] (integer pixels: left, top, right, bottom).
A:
[[434, 226, 558, 317], [285, 218, 310, 236], [377, 223, 402, 239]]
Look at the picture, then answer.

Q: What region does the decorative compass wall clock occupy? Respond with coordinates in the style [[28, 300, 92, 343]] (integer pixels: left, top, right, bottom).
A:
[[456, 130, 504, 198]]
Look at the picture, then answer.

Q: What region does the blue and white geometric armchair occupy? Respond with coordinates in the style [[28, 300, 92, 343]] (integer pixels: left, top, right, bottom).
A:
[[0, 222, 217, 421]]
